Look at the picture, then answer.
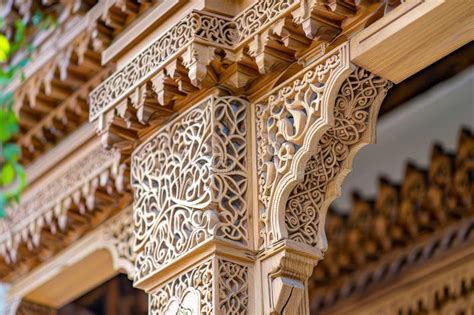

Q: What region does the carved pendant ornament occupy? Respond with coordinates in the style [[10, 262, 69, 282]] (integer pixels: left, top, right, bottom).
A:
[[132, 96, 248, 283]]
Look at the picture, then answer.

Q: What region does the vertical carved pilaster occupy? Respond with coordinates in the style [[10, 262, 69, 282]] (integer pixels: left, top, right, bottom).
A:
[[131, 95, 252, 314]]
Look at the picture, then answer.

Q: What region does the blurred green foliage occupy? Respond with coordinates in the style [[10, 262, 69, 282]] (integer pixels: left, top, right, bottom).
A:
[[0, 12, 56, 217]]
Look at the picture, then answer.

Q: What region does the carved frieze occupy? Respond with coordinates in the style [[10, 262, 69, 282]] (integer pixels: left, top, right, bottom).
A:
[[0, 142, 125, 266], [89, 12, 238, 121], [310, 128, 474, 314], [132, 95, 248, 283], [89, 0, 391, 138]]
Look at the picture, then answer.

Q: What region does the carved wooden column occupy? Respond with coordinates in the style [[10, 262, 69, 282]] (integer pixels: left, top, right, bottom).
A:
[[253, 44, 391, 314], [131, 95, 252, 314], [129, 43, 391, 314]]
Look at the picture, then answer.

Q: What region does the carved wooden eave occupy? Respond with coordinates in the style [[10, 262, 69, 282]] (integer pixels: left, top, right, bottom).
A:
[[10, 0, 172, 165], [88, 0, 394, 148], [0, 139, 130, 282], [309, 128, 474, 314], [5, 206, 136, 313]]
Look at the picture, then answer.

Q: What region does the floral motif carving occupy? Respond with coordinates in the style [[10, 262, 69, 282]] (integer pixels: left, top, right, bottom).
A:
[[218, 260, 249, 315], [149, 259, 213, 315], [285, 68, 391, 247], [89, 12, 238, 120], [255, 44, 351, 248], [132, 96, 248, 282]]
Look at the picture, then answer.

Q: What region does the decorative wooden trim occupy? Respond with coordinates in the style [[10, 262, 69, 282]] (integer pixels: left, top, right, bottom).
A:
[[0, 139, 127, 276], [6, 207, 135, 308], [89, 0, 389, 135], [128, 43, 391, 313]]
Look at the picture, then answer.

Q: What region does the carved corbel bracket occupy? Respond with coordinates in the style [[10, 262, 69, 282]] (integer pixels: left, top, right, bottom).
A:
[[255, 43, 391, 314]]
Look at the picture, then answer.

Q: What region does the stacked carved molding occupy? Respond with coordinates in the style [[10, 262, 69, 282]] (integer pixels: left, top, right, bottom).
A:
[[309, 128, 474, 314], [88, 0, 402, 154], [6, 0, 166, 165], [0, 0, 175, 281]]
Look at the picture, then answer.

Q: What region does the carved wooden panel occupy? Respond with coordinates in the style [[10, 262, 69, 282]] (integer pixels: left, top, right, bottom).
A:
[[149, 258, 249, 315], [132, 96, 248, 283]]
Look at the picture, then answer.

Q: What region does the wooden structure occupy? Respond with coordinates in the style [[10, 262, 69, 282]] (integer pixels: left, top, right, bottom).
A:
[[1, 0, 473, 314]]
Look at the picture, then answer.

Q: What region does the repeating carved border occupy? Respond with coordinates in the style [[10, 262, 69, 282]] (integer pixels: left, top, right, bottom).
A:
[[89, 11, 238, 120], [89, 0, 353, 121], [132, 95, 248, 283], [0, 142, 125, 264], [363, 259, 474, 315]]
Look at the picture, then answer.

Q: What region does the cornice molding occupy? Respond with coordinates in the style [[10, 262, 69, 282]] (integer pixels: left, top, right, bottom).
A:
[[89, 0, 392, 137], [0, 139, 127, 274]]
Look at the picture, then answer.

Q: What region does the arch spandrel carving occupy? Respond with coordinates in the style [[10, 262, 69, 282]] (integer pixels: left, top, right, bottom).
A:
[[255, 44, 391, 314]]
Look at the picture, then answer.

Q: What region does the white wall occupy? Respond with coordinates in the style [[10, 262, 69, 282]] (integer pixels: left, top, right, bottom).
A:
[[334, 67, 474, 212]]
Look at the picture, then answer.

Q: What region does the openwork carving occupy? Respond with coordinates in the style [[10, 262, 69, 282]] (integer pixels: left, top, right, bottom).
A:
[[234, 0, 298, 39], [132, 96, 248, 282], [89, 12, 238, 120], [255, 44, 352, 248], [218, 260, 249, 315], [149, 259, 213, 315], [285, 68, 391, 247]]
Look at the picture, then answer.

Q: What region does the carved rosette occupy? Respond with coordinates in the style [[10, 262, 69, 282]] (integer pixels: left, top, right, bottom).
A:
[[149, 258, 249, 315], [132, 96, 248, 284]]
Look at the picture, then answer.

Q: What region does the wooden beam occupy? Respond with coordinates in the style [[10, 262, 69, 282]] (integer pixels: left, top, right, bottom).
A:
[[350, 0, 474, 83]]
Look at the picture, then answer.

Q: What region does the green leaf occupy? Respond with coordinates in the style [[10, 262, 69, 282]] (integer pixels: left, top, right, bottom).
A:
[[1, 162, 15, 185], [14, 163, 26, 191], [3, 143, 20, 161], [0, 35, 10, 61]]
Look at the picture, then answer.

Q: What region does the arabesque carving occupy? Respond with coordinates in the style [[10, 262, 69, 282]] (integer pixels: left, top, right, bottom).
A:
[[132, 95, 248, 283], [89, 0, 391, 136], [285, 68, 391, 247], [255, 44, 350, 248], [89, 12, 238, 121], [149, 259, 213, 315], [218, 259, 249, 314]]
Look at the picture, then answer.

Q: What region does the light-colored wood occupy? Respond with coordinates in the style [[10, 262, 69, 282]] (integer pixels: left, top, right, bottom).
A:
[[350, 0, 474, 83], [7, 208, 134, 308], [3, 0, 472, 314]]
